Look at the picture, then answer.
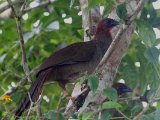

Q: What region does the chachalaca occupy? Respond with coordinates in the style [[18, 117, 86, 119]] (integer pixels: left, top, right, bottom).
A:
[[15, 18, 119, 118]]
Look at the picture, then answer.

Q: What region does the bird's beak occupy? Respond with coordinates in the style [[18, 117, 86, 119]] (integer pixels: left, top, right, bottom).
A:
[[112, 20, 119, 27], [123, 87, 133, 93]]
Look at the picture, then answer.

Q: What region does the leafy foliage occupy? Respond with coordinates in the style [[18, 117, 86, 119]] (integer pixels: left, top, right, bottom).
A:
[[116, 2, 128, 20], [0, 0, 160, 120], [103, 87, 118, 101], [87, 74, 99, 93], [102, 101, 122, 109], [44, 110, 64, 120], [136, 19, 156, 47]]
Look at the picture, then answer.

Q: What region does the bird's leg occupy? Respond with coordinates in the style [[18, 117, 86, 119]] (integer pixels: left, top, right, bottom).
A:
[[63, 90, 69, 98], [58, 82, 70, 98], [69, 79, 88, 102], [81, 79, 88, 91]]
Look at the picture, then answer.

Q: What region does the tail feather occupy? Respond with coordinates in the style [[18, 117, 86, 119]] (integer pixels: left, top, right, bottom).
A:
[[15, 71, 49, 119]]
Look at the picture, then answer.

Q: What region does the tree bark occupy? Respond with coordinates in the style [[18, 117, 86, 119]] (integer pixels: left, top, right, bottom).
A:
[[80, 0, 101, 41], [65, 0, 145, 117], [79, 0, 144, 115], [64, 0, 102, 115]]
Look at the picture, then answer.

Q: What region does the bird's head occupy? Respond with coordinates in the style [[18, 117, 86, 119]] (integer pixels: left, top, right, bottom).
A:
[[112, 83, 132, 95], [96, 18, 119, 33]]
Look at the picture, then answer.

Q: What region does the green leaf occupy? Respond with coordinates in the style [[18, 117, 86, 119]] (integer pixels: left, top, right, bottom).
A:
[[103, 0, 114, 16], [119, 55, 138, 89], [144, 47, 160, 64], [148, 0, 157, 3], [103, 87, 118, 101], [157, 102, 160, 108], [100, 109, 113, 120], [88, 0, 105, 9], [44, 110, 64, 120], [69, 0, 75, 8], [81, 112, 94, 120], [88, 74, 99, 93], [136, 20, 156, 47], [131, 102, 143, 116], [102, 101, 122, 109], [116, 3, 128, 20], [146, 89, 157, 101], [88, 0, 100, 9], [141, 109, 160, 120], [152, 17, 160, 28], [0, 54, 7, 64]]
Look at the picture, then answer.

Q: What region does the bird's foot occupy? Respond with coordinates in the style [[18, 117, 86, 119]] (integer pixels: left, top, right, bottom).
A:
[[62, 90, 69, 99]]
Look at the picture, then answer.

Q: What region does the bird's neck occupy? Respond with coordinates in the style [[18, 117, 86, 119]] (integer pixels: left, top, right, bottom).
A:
[[94, 31, 112, 55], [95, 30, 112, 39], [96, 27, 112, 36]]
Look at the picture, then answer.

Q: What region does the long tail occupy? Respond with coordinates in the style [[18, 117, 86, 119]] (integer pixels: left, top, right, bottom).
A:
[[15, 71, 50, 119]]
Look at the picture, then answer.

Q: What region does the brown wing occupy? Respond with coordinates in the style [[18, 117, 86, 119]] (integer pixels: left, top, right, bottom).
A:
[[37, 41, 96, 76]]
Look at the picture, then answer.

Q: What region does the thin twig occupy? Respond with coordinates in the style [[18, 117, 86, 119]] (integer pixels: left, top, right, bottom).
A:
[[110, 116, 126, 119], [132, 97, 160, 120], [153, 97, 160, 102], [36, 101, 43, 120], [0, 0, 56, 14], [26, 92, 42, 120], [133, 105, 149, 120], [126, 0, 145, 25], [116, 109, 132, 120], [0, 0, 18, 13], [96, 27, 124, 69], [20, 0, 27, 15], [7, 0, 32, 83], [16, 19, 32, 82], [16, 17, 32, 83], [26, 92, 34, 120], [23, 0, 55, 14], [98, 111, 101, 120], [6, 0, 17, 17], [1, 66, 38, 97], [118, 96, 141, 101]]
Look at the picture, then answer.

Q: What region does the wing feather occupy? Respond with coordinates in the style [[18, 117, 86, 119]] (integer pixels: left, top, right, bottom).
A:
[[37, 41, 96, 76]]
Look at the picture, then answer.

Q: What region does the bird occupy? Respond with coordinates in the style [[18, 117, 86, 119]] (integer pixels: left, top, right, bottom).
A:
[[15, 18, 119, 118], [73, 83, 132, 111], [112, 83, 133, 96], [71, 83, 132, 119]]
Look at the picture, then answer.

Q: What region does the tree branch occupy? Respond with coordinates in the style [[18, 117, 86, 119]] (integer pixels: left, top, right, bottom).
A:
[[80, 0, 101, 41], [133, 105, 149, 120], [1, 0, 56, 98], [23, 0, 55, 14], [132, 94, 160, 119], [7, 0, 32, 83], [0, 0, 56, 15], [64, 0, 102, 115], [1, 66, 38, 97], [96, 27, 124, 69], [116, 109, 132, 120], [97, 0, 145, 70], [36, 99, 43, 120], [65, 0, 145, 117], [0, 0, 18, 13], [78, 0, 145, 116], [26, 92, 34, 120]]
